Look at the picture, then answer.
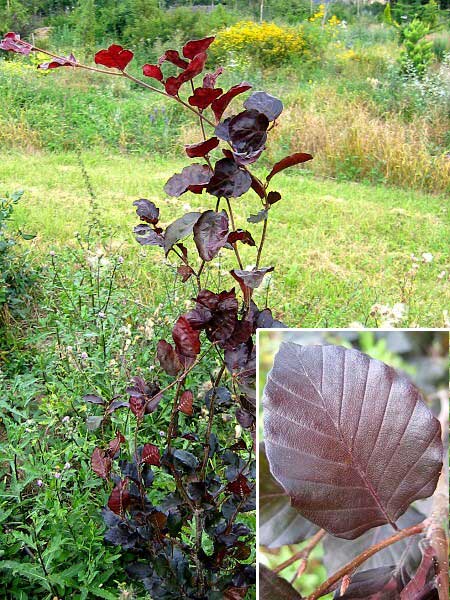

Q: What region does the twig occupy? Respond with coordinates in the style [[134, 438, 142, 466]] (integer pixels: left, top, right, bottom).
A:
[[274, 529, 326, 574], [307, 521, 427, 600], [199, 363, 227, 478]]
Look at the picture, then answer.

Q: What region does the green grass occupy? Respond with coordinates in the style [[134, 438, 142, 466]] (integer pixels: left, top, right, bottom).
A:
[[1, 150, 448, 327]]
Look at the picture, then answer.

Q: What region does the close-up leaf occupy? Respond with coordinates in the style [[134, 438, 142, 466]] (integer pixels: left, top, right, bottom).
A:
[[263, 343, 443, 539]]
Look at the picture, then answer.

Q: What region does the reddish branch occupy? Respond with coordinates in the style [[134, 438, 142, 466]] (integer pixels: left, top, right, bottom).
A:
[[307, 521, 428, 600], [273, 529, 326, 575]]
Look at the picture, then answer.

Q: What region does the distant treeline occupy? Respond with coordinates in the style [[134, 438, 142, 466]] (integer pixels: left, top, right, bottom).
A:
[[1, 0, 448, 46]]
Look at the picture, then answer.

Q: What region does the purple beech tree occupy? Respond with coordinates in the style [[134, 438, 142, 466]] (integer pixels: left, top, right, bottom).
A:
[[0, 31, 313, 598]]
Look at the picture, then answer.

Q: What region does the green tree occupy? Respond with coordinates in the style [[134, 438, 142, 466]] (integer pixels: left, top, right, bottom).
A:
[[73, 0, 96, 51], [399, 17, 434, 77], [0, 0, 30, 34]]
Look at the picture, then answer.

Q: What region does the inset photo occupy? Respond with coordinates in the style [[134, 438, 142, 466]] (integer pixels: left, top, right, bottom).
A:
[[258, 330, 448, 600]]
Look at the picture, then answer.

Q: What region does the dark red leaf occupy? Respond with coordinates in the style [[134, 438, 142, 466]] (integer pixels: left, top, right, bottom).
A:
[[159, 49, 189, 69], [183, 36, 215, 59], [91, 447, 112, 479], [399, 543, 437, 599], [0, 32, 33, 55], [224, 588, 248, 600], [211, 82, 252, 122], [266, 152, 313, 181], [227, 230, 256, 246], [165, 75, 182, 96], [267, 191, 282, 205], [107, 430, 126, 457], [185, 137, 219, 158], [335, 566, 401, 599], [38, 53, 77, 70], [178, 390, 194, 416], [186, 289, 238, 345], [107, 478, 131, 516], [172, 316, 201, 358], [244, 91, 283, 121], [133, 199, 159, 224], [163, 212, 201, 255], [177, 264, 195, 283], [129, 395, 146, 419], [94, 44, 133, 71], [259, 442, 318, 548], [250, 173, 266, 199], [157, 339, 182, 376], [227, 473, 251, 497], [188, 86, 223, 109], [193, 209, 229, 261], [142, 63, 163, 81], [141, 443, 160, 466], [231, 267, 274, 295], [206, 158, 251, 199], [164, 164, 212, 197], [263, 343, 443, 539], [203, 67, 223, 88], [83, 394, 105, 405], [260, 565, 302, 599]]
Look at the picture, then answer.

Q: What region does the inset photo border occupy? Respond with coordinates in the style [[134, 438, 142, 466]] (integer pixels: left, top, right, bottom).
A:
[[256, 329, 449, 600]]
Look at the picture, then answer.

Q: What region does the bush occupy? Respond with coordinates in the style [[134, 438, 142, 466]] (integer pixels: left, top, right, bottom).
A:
[[212, 20, 308, 68], [399, 18, 434, 77]]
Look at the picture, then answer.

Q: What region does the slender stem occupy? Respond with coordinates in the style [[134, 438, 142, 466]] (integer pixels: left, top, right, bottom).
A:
[[307, 521, 427, 600], [256, 215, 269, 268], [274, 529, 326, 574], [199, 363, 227, 479], [226, 198, 244, 269], [166, 378, 184, 450]]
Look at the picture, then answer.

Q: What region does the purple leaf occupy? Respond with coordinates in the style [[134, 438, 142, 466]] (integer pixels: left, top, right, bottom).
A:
[[267, 191, 282, 205], [267, 152, 313, 181], [133, 199, 159, 224], [91, 447, 112, 479], [163, 212, 201, 255], [133, 224, 164, 247], [399, 543, 437, 599], [172, 315, 201, 358], [141, 443, 161, 466], [228, 109, 269, 154], [0, 32, 33, 55], [206, 158, 252, 199], [259, 442, 318, 548], [164, 164, 212, 197], [157, 339, 182, 376], [231, 267, 274, 292], [193, 209, 229, 261], [83, 394, 105, 405], [244, 91, 283, 121], [260, 565, 302, 599], [263, 343, 443, 539], [178, 390, 194, 416], [334, 566, 401, 599]]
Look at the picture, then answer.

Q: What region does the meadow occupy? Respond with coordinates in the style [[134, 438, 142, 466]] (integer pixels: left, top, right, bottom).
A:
[[0, 2, 449, 598]]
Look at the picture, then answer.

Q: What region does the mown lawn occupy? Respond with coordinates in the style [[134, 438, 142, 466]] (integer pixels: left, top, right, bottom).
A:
[[2, 150, 448, 327]]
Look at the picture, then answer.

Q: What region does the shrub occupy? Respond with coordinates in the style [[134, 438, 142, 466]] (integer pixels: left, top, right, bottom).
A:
[[399, 18, 434, 77], [212, 20, 308, 68], [0, 30, 315, 598]]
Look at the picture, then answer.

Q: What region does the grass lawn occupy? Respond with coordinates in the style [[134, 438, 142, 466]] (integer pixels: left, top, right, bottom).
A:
[[1, 150, 448, 327]]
